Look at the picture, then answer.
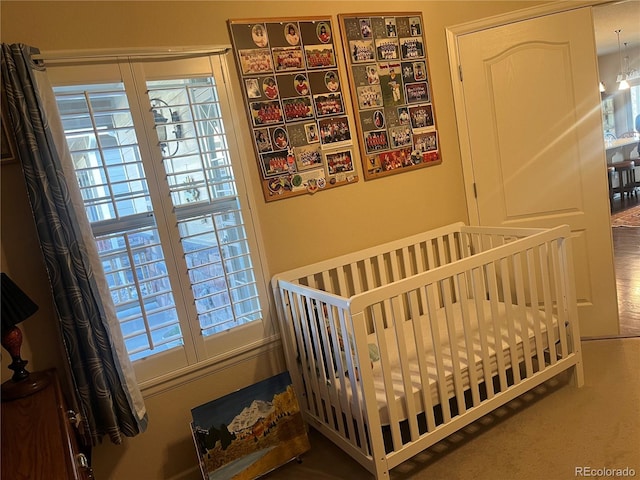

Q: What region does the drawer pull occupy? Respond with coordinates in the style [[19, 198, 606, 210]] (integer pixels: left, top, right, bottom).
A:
[[76, 453, 89, 468], [67, 409, 82, 427], [75, 453, 95, 478]]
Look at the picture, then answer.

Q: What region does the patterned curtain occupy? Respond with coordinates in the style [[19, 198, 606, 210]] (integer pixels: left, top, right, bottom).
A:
[[1, 43, 147, 445]]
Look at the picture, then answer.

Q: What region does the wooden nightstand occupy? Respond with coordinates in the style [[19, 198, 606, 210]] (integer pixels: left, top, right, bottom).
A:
[[1, 369, 94, 479]]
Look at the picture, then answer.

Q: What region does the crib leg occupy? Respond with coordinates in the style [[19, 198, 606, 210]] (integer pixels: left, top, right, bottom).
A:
[[571, 355, 585, 387]]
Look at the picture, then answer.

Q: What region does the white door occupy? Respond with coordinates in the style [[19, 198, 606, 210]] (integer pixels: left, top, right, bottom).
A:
[[454, 7, 619, 336]]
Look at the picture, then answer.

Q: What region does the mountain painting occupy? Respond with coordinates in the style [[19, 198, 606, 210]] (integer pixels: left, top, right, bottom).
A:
[[190, 371, 310, 480]]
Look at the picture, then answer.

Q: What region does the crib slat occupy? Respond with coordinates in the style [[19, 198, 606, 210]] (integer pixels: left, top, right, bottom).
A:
[[486, 232, 497, 250], [499, 257, 522, 385], [426, 239, 445, 308], [449, 232, 460, 261], [408, 288, 437, 432], [288, 292, 312, 409], [459, 231, 472, 259], [424, 283, 452, 422], [378, 253, 389, 287], [470, 266, 495, 399], [295, 294, 322, 417], [450, 232, 464, 262], [363, 257, 376, 292], [363, 256, 382, 338], [280, 290, 311, 411], [526, 247, 546, 371], [374, 299, 403, 450], [314, 300, 339, 428], [468, 232, 482, 256], [401, 247, 417, 325], [455, 272, 481, 407], [485, 261, 509, 391], [401, 246, 413, 278], [441, 234, 453, 265], [436, 235, 448, 267], [557, 235, 583, 385], [479, 233, 492, 252], [415, 242, 427, 274], [550, 240, 570, 359], [335, 308, 369, 455], [538, 244, 558, 364], [389, 249, 401, 284], [303, 273, 317, 290], [350, 310, 385, 460], [326, 304, 357, 440], [350, 261, 363, 294], [303, 297, 333, 424], [425, 237, 437, 271], [441, 276, 467, 416], [314, 299, 349, 432], [336, 264, 351, 298], [321, 270, 333, 296], [439, 234, 462, 305], [364, 258, 389, 398], [329, 304, 364, 445], [317, 267, 346, 425], [390, 295, 420, 442], [491, 233, 506, 249], [512, 251, 534, 378], [401, 244, 439, 432], [322, 303, 348, 438]]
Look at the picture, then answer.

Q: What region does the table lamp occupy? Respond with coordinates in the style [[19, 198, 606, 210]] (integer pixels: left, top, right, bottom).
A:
[[1, 273, 50, 400]]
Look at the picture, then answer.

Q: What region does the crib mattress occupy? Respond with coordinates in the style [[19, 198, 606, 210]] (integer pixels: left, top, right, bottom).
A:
[[336, 299, 561, 425]]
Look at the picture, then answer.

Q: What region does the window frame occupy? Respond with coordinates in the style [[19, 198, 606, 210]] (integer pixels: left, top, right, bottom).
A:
[[46, 51, 276, 389]]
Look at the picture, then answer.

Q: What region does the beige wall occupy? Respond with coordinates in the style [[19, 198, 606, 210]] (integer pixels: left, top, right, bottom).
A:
[[1, 2, 552, 478]]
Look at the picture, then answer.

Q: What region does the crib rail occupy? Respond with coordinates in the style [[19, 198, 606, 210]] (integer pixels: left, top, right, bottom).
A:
[[273, 223, 582, 478]]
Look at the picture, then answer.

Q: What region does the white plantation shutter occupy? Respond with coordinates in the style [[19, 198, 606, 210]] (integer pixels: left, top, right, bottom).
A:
[[49, 53, 270, 383], [145, 78, 261, 336]]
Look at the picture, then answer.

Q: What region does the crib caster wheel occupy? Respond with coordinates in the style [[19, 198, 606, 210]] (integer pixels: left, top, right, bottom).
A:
[[296, 456, 303, 464]]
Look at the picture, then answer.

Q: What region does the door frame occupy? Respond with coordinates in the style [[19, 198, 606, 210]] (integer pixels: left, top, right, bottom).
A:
[[445, 0, 612, 225]]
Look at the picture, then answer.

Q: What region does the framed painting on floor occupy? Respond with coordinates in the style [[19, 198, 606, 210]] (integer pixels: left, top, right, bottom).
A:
[[190, 371, 310, 480]]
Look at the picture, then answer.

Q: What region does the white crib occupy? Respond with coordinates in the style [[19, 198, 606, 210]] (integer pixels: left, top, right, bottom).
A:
[[272, 222, 583, 478]]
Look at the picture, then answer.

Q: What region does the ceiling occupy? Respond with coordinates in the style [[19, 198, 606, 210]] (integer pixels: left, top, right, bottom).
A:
[[593, 1, 640, 56]]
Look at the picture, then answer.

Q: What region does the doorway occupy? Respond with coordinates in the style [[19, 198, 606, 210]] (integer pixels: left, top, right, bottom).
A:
[[593, 1, 640, 337], [611, 205, 640, 336]]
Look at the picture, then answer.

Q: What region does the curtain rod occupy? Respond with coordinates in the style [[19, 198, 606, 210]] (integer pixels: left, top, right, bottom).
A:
[[31, 46, 232, 63]]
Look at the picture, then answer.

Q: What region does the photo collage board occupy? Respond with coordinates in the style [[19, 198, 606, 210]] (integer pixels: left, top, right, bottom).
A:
[[338, 13, 441, 180], [228, 17, 358, 201]]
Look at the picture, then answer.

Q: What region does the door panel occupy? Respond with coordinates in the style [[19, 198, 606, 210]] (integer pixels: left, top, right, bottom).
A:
[[489, 41, 581, 221], [456, 8, 618, 336]]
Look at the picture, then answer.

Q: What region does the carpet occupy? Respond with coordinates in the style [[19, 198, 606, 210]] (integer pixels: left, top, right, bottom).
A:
[[266, 339, 640, 480], [611, 203, 640, 227]]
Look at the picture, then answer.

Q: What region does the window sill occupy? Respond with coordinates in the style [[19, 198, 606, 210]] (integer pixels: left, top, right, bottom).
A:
[[138, 334, 282, 398]]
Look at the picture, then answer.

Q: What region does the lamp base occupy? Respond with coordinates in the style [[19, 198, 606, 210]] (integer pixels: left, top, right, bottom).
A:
[[1, 370, 51, 401]]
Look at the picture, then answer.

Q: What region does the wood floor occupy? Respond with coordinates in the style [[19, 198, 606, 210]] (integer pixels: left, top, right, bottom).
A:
[[611, 194, 640, 337]]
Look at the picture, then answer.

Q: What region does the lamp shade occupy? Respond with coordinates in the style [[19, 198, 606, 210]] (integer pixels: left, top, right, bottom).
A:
[[1, 273, 39, 333], [619, 78, 630, 90]]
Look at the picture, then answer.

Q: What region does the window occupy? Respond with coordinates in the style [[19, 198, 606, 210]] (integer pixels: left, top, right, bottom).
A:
[[48, 54, 272, 384], [630, 83, 640, 132]]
